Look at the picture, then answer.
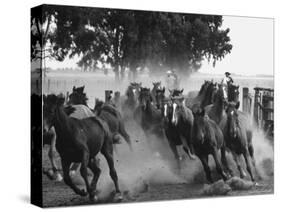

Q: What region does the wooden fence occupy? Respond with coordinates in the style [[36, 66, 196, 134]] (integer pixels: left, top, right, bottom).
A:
[[242, 87, 274, 139]]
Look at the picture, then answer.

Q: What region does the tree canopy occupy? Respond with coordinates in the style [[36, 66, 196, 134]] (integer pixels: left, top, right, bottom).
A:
[[31, 5, 232, 80]]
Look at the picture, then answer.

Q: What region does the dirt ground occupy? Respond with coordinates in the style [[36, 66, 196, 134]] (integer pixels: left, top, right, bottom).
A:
[[42, 119, 274, 208], [42, 173, 273, 207]]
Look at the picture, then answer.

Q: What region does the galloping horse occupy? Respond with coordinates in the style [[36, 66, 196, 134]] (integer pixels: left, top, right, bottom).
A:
[[151, 81, 162, 105], [223, 102, 257, 182], [170, 95, 196, 160], [135, 87, 164, 138], [122, 82, 142, 119], [94, 99, 133, 151], [192, 107, 229, 183], [43, 94, 123, 201], [155, 87, 184, 168], [185, 80, 217, 109]]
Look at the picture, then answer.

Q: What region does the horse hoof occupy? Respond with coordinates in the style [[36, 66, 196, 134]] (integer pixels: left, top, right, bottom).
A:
[[78, 189, 88, 197], [90, 194, 98, 202], [54, 173, 63, 182], [114, 192, 123, 202]]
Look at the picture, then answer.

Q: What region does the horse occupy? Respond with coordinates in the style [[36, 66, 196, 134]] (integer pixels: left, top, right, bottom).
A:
[[170, 95, 196, 160], [192, 107, 230, 183], [151, 81, 162, 105], [94, 99, 133, 151], [204, 83, 226, 125], [155, 87, 165, 110], [43, 94, 123, 201], [155, 87, 185, 168], [122, 82, 142, 119], [185, 80, 216, 108], [228, 84, 240, 103], [135, 87, 164, 138], [223, 101, 257, 182]]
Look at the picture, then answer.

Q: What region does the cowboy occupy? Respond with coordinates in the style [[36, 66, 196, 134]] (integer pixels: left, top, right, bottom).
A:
[[166, 70, 179, 90], [221, 72, 233, 101]]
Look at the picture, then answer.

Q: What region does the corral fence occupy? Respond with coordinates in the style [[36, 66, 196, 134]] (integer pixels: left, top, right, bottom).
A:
[[242, 87, 274, 139]]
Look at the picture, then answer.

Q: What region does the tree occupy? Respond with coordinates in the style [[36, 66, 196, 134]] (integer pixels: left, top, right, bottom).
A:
[[34, 5, 232, 81]]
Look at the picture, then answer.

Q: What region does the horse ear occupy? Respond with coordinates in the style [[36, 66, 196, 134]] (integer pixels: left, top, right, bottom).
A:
[[180, 89, 184, 93], [162, 87, 165, 93], [81, 86, 85, 92], [235, 101, 240, 109], [72, 86, 76, 91], [169, 89, 172, 94], [153, 82, 155, 86]]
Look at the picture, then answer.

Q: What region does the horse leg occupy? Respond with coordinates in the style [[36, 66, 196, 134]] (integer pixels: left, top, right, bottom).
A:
[[231, 151, 247, 179], [166, 136, 181, 171], [247, 132, 261, 180], [221, 145, 233, 177], [101, 145, 122, 201], [79, 151, 92, 196], [61, 159, 87, 196], [88, 157, 101, 201], [118, 121, 133, 151], [199, 154, 213, 183], [48, 133, 63, 181], [212, 148, 228, 181], [243, 150, 255, 182]]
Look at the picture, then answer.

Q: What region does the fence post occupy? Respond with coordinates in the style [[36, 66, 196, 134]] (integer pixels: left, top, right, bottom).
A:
[[242, 87, 251, 113], [253, 88, 260, 127], [105, 90, 113, 103]]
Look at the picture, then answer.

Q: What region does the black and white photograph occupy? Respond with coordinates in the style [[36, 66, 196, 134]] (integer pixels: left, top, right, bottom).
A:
[[30, 3, 274, 208]]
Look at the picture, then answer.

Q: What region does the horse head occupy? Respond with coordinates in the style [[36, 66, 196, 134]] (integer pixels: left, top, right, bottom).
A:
[[170, 95, 185, 125], [225, 101, 240, 139], [152, 81, 161, 90], [93, 98, 104, 115], [127, 82, 141, 100], [169, 88, 184, 97], [68, 85, 88, 106], [155, 87, 165, 109], [192, 106, 208, 144], [43, 94, 65, 132]]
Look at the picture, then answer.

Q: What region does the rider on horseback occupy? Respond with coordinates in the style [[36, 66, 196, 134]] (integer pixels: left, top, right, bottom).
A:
[[222, 72, 233, 102]]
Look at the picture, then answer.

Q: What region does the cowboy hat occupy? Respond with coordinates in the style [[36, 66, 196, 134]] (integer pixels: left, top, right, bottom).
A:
[[225, 72, 231, 75]]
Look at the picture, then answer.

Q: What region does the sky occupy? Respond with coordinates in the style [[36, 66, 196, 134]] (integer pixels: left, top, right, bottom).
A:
[[44, 15, 274, 76]]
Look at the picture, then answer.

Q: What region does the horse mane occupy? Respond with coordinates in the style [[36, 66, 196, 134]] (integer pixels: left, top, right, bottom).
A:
[[64, 105, 77, 116]]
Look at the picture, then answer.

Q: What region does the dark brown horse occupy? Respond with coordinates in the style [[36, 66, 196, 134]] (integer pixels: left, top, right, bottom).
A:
[[192, 107, 230, 183], [170, 95, 196, 160], [135, 87, 164, 137], [186, 80, 217, 109], [151, 81, 162, 105], [155, 88, 184, 168], [223, 102, 257, 182], [204, 83, 226, 125], [68, 85, 89, 106], [94, 99, 133, 151], [123, 82, 141, 111], [43, 94, 122, 201]]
